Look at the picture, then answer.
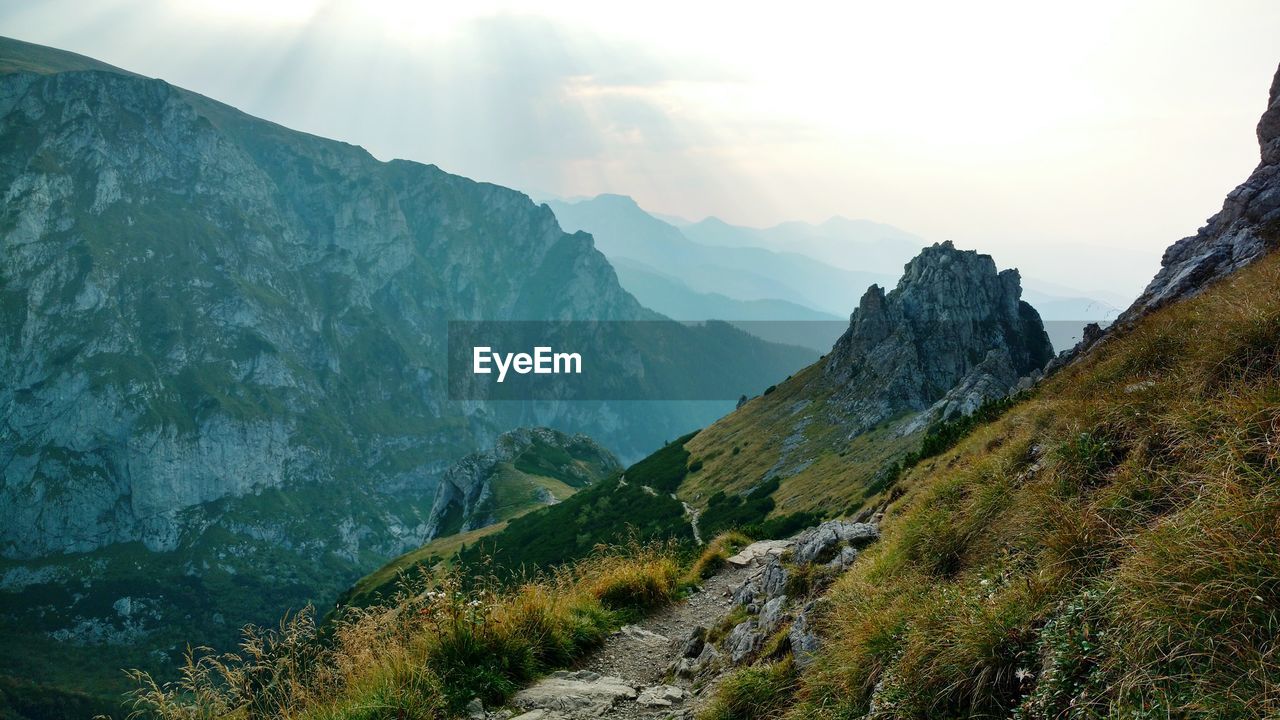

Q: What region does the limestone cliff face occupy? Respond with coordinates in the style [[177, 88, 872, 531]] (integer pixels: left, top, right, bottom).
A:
[[822, 241, 1053, 433], [1121, 62, 1280, 323], [0, 68, 651, 561]]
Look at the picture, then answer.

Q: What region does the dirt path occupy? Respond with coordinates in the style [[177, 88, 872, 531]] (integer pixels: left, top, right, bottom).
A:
[[507, 559, 757, 720]]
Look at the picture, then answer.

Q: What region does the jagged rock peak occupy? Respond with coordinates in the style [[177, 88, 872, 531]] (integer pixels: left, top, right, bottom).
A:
[[822, 241, 1052, 433], [1259, 64, 1280, 165], [1121, 62, 1280, 323]]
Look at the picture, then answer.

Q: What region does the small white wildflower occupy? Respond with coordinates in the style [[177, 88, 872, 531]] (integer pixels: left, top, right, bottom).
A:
[[1016, 668, 1033, 682]]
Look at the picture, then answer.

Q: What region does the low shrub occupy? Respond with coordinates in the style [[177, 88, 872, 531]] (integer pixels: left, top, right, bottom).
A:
[[699, 659, 796, 720], [683, 531, 751, 586]]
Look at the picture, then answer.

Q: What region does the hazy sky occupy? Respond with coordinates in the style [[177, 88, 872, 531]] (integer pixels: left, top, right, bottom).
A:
[[3, 1, 1279, 301]]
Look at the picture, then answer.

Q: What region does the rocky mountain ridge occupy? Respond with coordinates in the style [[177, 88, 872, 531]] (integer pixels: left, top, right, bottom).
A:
[[823, 241, 1054, 435], [1119, 63, 1280, 323]]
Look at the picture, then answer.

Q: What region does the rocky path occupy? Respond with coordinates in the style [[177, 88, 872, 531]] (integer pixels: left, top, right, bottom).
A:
[[505, 554, 759, 720], [501, 522, 878, 720]]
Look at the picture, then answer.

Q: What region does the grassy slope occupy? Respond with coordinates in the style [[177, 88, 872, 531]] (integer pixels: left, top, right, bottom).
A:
[[681, 362, 917, 520], [776, 249, 1280, 719], [0, 35, 135, 75], [341, 466, 579, 608]]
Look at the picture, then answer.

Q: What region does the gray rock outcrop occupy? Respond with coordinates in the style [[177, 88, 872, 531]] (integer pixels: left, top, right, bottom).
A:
[[1120, 62, 1280, 323], [792, 520, 879, 566], [512, 671, 637, 715], [823, 241, 1054, 434]]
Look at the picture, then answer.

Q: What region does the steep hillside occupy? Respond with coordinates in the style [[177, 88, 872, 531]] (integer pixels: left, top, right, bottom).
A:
[[682, 241, 1052, 518], [0, 35, 810, 705], [776, 242, 1280, 719]]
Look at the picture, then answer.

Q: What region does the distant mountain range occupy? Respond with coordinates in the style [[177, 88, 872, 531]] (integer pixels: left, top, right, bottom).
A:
[[544, 194, 1122, 353], [679, 215, 923, 276]]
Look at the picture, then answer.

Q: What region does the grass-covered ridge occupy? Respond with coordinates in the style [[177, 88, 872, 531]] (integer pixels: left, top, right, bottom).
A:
[[453, 443, 699, 576], [766, 250, 1280, 718]]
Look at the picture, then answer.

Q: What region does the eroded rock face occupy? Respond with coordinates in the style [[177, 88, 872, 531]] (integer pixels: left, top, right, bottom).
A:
[[0, 69, 651, 562], [1120, 63, 1280, 324], [792, 520, 879, 566], [823, 241, 1053, 434]]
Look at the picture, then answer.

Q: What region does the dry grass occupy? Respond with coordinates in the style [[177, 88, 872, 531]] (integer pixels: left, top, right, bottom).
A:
[[683, 532, 752, 586], [681, 364, 915, 520], [778, 252, 1280, 719], [127, 542, 681, 719]]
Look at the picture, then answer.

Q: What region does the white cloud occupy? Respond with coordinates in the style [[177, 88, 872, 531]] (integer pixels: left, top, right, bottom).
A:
[[1, 0, 1277, 299]]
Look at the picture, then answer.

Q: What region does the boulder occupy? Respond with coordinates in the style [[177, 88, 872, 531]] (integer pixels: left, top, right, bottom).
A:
[[760, 595, 790, 635], [789, 603, 823, 667], [726, 620, 763, 664], [512, 671, 637, 715], [637, 685, 686, 707], [678, 626, 707, 659], [725, 539, 793, 567], [793, 520, 878, 566], [760, 555, 790, 600], [671, 641, 720, 679]]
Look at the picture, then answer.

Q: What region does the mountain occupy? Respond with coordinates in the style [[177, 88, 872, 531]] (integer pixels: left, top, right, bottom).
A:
[[1119, 65, 1280, 324], [356, 241, 1054, 583], [336, 426, 619, 611], [681, 215, 923, 276], [822, 241, 1053, 431], [610, 259, 841, 323], [0, 36, 812, 704], [609, 259, 843, 353], [545, 195, 895, 317], [550, 196, 1117, 352]]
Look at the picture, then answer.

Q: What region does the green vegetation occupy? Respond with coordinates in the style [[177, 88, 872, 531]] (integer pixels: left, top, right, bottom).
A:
[[683, 531, 752, 585], [766, 251, 1280, 718], [700, 659, 797, 720], [624, 432, 698, 493], [437, 434, 702, 577], [700, 478, 822, 539], [0, 676, 119, 720], [455, 475, 693, 577], [128, 543, 681, 719], [864, 391, 1031, 498]]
